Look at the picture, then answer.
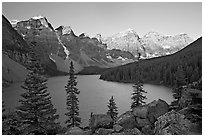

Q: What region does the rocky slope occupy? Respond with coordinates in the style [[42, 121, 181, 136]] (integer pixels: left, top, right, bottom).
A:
[[2, 15, 29, 54], [2, 15, 30, 86], [102, 29, 193, 58], [2, 54, 28, 87]]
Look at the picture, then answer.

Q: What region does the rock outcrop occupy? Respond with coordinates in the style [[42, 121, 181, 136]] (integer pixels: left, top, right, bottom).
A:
[[154, 110, 192, 135], [115, 99, 169, 134], [116, 111, 137, 129], [133, 99, 169, 124]]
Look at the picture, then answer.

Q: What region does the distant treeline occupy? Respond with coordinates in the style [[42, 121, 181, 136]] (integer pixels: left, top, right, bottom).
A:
[[100, 37, 202, 87]]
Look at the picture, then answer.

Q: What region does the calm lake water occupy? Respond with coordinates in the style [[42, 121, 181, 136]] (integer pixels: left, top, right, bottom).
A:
[[3, 75, 173, 127]]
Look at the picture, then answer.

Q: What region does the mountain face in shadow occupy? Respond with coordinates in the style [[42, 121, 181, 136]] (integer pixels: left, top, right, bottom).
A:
[[2, 15, 66, 79]]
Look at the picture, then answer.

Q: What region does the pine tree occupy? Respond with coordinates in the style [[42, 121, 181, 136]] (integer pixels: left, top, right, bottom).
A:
[[131, 50, 147, 110], [171, 66, 186, 110], [131, 81, 147, 109], [16, 46, 60, 135], [107, 96, 118, 122], [65, 61, 81, 128]]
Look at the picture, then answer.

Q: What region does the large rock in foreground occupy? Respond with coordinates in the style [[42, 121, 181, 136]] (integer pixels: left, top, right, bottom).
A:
[[133, 99, 169, 124], [89, 114, 113, 131], [116, 111, 137, 129]]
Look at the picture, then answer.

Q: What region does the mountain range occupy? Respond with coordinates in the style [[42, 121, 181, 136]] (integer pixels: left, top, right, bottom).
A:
[[2, 14, 196, 84], [102, 29, 193, 58]]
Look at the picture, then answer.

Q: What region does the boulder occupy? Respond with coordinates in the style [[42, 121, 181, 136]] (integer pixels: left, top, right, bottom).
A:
[[123, 128, 143, 135], [65, 127, 84, 135], [132, 105, 148, 119], [95, 128, 113, 135], [89, 114, 113, 131], [154, 110, 192, 135], [147, 99, 169, 123], [135, 117, 151, 128], [113, 124, 123, 132], [133, 99, 169, 124], [141, 125, 154, 135], [116, 111, 137, 129]]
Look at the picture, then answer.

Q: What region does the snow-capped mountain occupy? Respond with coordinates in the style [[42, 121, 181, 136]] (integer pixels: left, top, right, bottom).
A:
[[102, 29, 194, 59], [102, 28, 143, 55], [141, 31, 193, 58]]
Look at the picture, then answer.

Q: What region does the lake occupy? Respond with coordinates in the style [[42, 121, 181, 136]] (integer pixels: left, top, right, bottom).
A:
[[3, 75, 173, 127]]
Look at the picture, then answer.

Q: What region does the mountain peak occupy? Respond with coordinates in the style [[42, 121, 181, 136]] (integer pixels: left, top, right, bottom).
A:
[[10, 20, 19, 27], [145, 31, 162, 37], [120, 28, 137, 34], [79, 32, 89, 38], [55, 25, 74, 35], [111, 28, 139, 38]]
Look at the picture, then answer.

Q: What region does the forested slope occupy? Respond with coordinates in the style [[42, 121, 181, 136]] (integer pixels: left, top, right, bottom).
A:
[[100, 37, 202, 87]]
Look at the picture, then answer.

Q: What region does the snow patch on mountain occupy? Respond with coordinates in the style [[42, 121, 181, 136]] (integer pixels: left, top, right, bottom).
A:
[[56, 33, 69, 59], [49, 53, 56, 63], [32, 15, 44, 20], [117, 56, 126, 61], [106, 55, 112, 59]]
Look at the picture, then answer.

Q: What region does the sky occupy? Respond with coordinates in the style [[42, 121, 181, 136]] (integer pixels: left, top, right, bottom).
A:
[[2, 2, 202, 39]]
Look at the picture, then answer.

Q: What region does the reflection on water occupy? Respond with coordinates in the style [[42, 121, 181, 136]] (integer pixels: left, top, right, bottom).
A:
[[3, 75, 173, 127]]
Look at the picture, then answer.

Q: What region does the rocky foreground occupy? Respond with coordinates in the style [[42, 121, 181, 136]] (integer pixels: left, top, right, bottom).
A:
[[65, 88, 202, 135]]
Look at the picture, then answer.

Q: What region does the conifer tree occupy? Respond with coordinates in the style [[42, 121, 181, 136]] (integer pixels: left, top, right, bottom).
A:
[[107, 96, 118, 122], [131, 81, 147, 109], [65, 61, 81, 128], [171, 66, 186, 110], [131, 50, 147, 110], [16, 45, 60, 135]]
